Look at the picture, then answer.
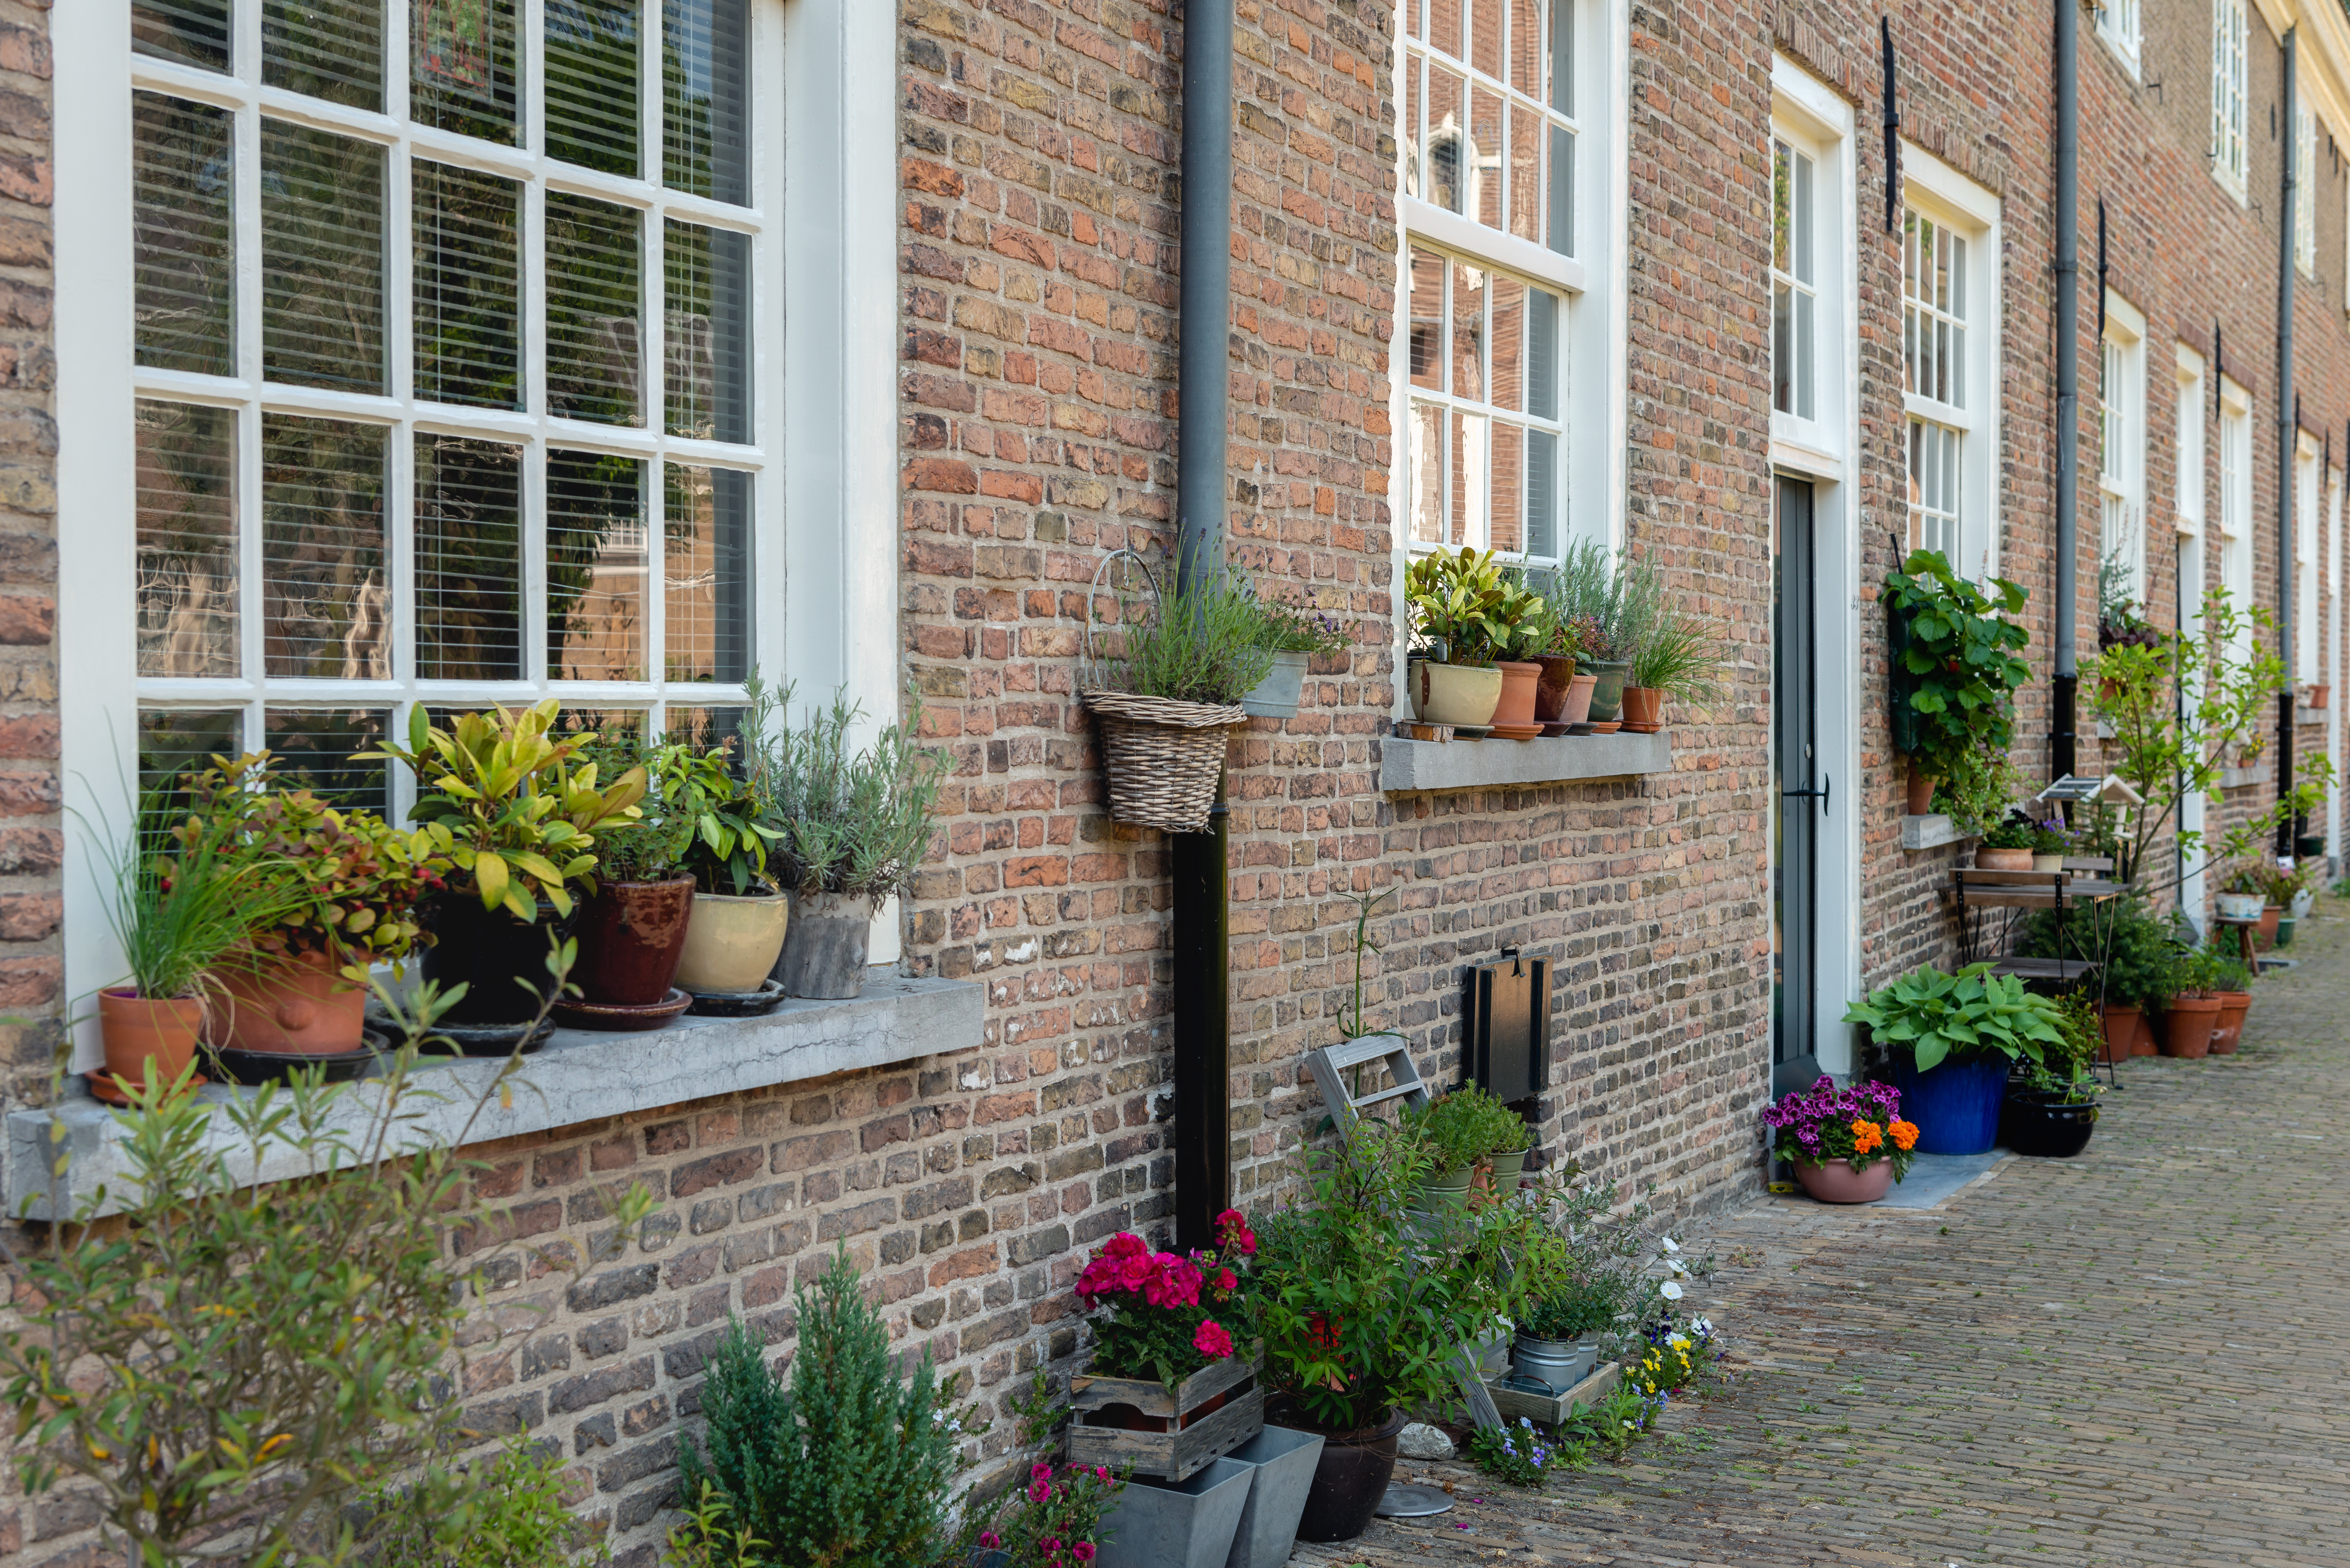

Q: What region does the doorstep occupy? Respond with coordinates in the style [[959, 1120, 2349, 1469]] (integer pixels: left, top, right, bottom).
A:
[[3, 971, 983, 1220]]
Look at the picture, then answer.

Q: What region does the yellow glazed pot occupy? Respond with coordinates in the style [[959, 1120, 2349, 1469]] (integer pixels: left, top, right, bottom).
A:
[[674, 892, 791, 993]]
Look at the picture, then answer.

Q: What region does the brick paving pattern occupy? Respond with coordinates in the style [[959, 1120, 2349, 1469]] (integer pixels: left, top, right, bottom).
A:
[[1291, 899, 2350, 1567]]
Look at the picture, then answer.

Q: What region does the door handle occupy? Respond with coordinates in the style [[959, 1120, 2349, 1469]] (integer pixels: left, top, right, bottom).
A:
[[1783, 776, 1832, 816]]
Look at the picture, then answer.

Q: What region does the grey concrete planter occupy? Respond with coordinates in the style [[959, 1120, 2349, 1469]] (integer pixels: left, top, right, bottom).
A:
[[1098, 1455, 1252, 1568], [776, 890, 877, 999], [1220, 1425, 1325, 1568], [1241, 649, 1310, 718]]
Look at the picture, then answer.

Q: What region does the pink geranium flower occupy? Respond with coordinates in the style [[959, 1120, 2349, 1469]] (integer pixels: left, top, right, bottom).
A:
[[1193, 1318, 1234, 1358]]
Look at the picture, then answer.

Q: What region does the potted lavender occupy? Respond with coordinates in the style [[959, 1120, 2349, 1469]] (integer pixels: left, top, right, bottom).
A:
[[1242, 593, 1352, 720]]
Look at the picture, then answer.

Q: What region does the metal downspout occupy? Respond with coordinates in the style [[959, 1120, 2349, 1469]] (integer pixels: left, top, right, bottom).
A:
[[2053, 0, 2081, 782], [2279, 28, 2300, 857], [1171, 0, 1233, 1252]]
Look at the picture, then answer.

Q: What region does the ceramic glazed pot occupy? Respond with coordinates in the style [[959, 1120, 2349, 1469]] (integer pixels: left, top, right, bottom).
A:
[[100, 989, 205, 1092], [1491, 660, 1543, 732], [1905, 759, 1937, 816], [2031, 852, 2066, 871], [1794, 1156, 1893, 1203], [776, 890, 878, 999], [2098, 1003, 2141, 1062], [675, 890, 791, 993], [1533, 655, 1579, 722], [1885, 1054, 2009, 1155], [574, 874, 698, 1006], [2211, 990, 2252, 1054], [422, 894, 574, 1024], [2161, 995, 2222, 1058], [1289, 1409, 1405, 1544], [1415, 662, 1504, 728], [215, 950, 366, 1054], [2000, 1091, 2099, 1158], [1242, 649, 1311, 719], [1619, 685, 1665, 733], [1975, 847, 2033, 871], [2275, 915, 2298, 948], [2214, 892, 2264, 921], [1583, 659, 1629, 723]]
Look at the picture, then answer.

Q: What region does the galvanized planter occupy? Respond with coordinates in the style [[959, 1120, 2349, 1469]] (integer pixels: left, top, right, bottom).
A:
[[1070, 1353, 1266, 1482], [1096, 1456, 1254, 1568], [1510, 1332, 1598, 1395], [1219, 1425, 1325, 1568]]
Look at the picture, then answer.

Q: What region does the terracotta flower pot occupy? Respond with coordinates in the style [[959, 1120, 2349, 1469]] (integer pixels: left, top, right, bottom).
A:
[[1532, 654, 1579, 722], [1975, 847, 2033, 871], [2160, 995, 2221, 1059], [574, 874, 698, 1005], [1560, 673, 1598, 725], [215, 951, 367, 1055], [99, 989, 206, 1093], [2210, 990, 2252, 1054], [2098, 1002, 2141, 1062], [1794, 1156, 1893, 1204], [1905, 759, 1937, 816], [2256, 905, 2281, 950], [1415, 662, 1503, 728], [1619, 685, 1665, 733], [1490, 659, 1543, 734], [2130, 1008, 2159, 1057]]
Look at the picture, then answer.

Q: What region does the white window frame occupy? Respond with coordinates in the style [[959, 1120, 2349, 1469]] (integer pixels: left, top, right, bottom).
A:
[[1898, 146, 2002, 579], [2296, 433, 2321, 681], [2098, 0, 2143, 76], [2298, 91, 2319, 278], [2218, 376, 2255, 665], [2177, 344, 2209, 915], [2100, 294, 2147, 609], [1769, 69, 1851, 470], [1392, 0, 1628, 594], [56, 1, 902, 1063], [2329, 462, 2344, 859], [2213, 0, 2249, 202]]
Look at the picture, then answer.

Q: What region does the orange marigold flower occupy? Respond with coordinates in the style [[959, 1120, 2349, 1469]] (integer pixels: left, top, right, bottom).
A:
[[1888, 1119, 1919, 1151], [1849, 1119, 1884, 1153]]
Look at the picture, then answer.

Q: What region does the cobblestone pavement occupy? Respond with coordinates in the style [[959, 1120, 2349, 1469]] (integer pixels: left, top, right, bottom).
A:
[[1290, 898, 2350, 1568]]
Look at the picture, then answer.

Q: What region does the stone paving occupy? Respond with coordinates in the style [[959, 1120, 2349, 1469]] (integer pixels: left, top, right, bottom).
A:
[[1290, 897, 2350, 1568]]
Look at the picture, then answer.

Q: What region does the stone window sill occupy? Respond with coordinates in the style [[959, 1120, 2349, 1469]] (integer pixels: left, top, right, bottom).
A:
[[1901, 814, 1973, 851], [1380, 732, 1672, 793], [2220, 763, 2273, 789], [4, 973, 983, 1221]]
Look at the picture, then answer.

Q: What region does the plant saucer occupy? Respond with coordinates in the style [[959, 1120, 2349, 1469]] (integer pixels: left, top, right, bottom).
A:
[[686, 978, 787, 1018], [209, 1028, 391, 1087], [552, 988, 693, 1033], [85, 1069, 208, 1107]]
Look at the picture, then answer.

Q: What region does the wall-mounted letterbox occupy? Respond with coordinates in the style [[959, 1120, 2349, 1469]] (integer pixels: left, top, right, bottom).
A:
[[1465, 947, 1549, 1103]]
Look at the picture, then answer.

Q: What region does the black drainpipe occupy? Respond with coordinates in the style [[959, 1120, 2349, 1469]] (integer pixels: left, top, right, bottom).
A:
[[1171, 0, 1233, 1252], [2279, 27, 2299, 857], [2053, 0, 2081, 782]]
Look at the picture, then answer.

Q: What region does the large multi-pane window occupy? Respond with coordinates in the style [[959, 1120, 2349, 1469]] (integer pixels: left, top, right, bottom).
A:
[[2099, 0, 2141, 73], [1902, 206, 1969, 561], [1401, 0, 1578, 259], [1406, 247, 1563, 558], [2100, 314, 2145, 607], [2213, 0, 2248, 198], [128, 0, 764, 811], [1771, 136, 1816, 421]]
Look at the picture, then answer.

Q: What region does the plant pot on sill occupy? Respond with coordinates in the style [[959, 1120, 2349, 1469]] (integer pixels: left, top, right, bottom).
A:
[[1489, 659, 1543, 738], [215, 949, 366, 1055], [1619, 686, 1665, 733], [1415, 661, 1503, 729], [675, 890, 790, 994], [1533, 655, 1580, 723], [2160, 994, 2221, 1058], [421, 893, 576, 1025], [1241, 648, 1311, 719], [2000, 1091, 2099, 1157], [776, 889, 881, 1000], [1288, 1408, 1406, 1544], [2211, 990, 2252, 1054], [1904, 758, 1937, 816], [99, 988, 206, 1097], [1884, 1053, 2009, 1155], [1582, 659, 1630, 724], [1222, 1425, 1328, 1568], [1794, 1156, 1894, 1203], [1511, 1332, 1599, 1393], [574, 874, 698, 1006], [2098, 1002, 2141, 1063], [1975, 847, 2033, 871], [1096, 1456, 1254, 1568]]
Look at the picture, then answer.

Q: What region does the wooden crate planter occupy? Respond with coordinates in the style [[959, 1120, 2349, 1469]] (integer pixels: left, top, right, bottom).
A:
[[1067, 1353, 1265, 1482], [1483, 1360, 1621, 1425]]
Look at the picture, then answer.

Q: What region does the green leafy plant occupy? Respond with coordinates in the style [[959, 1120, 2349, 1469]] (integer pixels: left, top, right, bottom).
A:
[[362, 699, 647, 919], [676, 1248, 962, 1568], [2203, 943, 2254, 993], [1337, 886, 1395, 1040], [1930, 735, 2025, 837], [746, 680, 947, 904], [1093, 571, 1278, 704], [1978, 817, 2033, 851], [370, 1435, 602, 1568], [2097, 549, 2161, 651], [1617, 554, 1730, 710], [573, 732, 709, 883], [1401, 1085, 1521, 1174], [1246, 588, 1354, 657], [665, 1481, 768, 1568], [1519, 1172, 1708, 1363], [1466, 1416, 1570, 1487], [1842, 963, 2063, 1072], [1519, 1276, 1630, 1341], [1406, 546, 1550, 667], [2016, 890, 2177, 1012], [1884, 549, 2033, 785]]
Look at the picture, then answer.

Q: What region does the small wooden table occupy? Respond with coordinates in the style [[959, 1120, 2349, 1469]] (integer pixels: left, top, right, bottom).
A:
[[2212, 915, 2262, 969]]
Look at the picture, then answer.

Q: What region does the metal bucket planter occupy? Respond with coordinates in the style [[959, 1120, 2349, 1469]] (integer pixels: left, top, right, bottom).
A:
[[1241, 649, 1310, 718], [1220, 1426, 1326, 1568], [1410, 1166, 1473, 1212], [1510, 1333, 1597, 1394], [1097, 1456, 1253, 1568], [775, 890, 878, 1000]]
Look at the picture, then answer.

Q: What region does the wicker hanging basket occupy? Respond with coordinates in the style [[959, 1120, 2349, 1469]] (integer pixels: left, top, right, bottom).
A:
[[1078, 550, 1246, 833]]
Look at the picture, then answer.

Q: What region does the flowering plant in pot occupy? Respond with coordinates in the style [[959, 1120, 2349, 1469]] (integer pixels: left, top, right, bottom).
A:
[[2028, 820, 2071, 871], [1761, 1077, 1918, 1203], [1510, 1172, 1693, 1392], [1843, 964, 2060, 1155], [1076, 1214, 1256, 1396], [1239, 582, 1352, 720], [361, 701, 645, 1024]]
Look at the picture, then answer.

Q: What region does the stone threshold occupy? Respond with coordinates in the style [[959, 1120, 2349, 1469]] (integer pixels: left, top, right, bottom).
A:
[[4, 972, 983, 1221], [1380, 731, 1671, 792]]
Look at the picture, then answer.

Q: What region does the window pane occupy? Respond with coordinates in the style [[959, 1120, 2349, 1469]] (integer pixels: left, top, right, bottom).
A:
[[414, 160, 521, 410], [262, 415, 389, 680], [136, 400, 240, 680], [1526, 287, 1558, 420], [1428, 0, 1464, 60], [265, 0, 385, 111], [265, 708, 391, 813], [136, 0, 232, 72], [548, 0, 642, 177], [139, 709, 244, 803], [1772, 281, 1792, 416], [1489, 421, 1523, 555], [1402, 53, 1423, 201], [1794, 288, 1814, 421], [663, 705, 747, 751], [1411, 402, 1445, 546], [135, 94, 235, 378], [1428, 65, 1468, 214], [664, 0, 749, 204], [665, 222, 752, 443], [663, 464, 751, 683], [1469, 0, 1504, 77], [1793, 148, 1813, 284], [1507, 102, 1540, 244], [1771, 141, 1790, 274], [413, 0, 520, 144], [1525, 427, 1558, 558], [1471, 87, 1505, 229], [261, 120, 386, 394], [1508, 0, 1542, 95], [1489, 275, 1524, 412], [547, 194, 643, 426], [1547, 124, 1572, 255], [1450, 261, 1486, 400], [1451, 412, 1483, 546], [548, 450, 649, 682], [1406, 0, 1426, 40], [415, 434, 522, 680], [1548, 0, 1571, 113], [1408, 247, 1445, 390]]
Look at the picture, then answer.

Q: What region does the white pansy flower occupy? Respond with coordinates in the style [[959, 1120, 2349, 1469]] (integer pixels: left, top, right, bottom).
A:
[[1660, 1280, 1684, 1300]]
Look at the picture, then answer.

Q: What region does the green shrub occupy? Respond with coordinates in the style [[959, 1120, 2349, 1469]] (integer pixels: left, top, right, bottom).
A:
[[1401, 1085, 1523, 1173], [372, 1436, 598, 1568], [677, 1248, 961, 1568]]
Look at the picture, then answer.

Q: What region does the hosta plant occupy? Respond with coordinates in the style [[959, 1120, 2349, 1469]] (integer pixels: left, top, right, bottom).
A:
[[1842, 963, 2065, 1072]]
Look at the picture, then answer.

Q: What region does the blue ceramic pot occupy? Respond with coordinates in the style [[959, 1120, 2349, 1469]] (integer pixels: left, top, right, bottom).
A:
[[1884, 1054, 2010, 1155]]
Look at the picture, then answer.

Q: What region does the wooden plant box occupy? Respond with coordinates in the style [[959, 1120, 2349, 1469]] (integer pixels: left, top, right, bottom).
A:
[[1483, 1359, 1621, 1425], [1067, 1353, 1265, 1482]]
